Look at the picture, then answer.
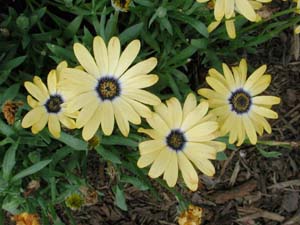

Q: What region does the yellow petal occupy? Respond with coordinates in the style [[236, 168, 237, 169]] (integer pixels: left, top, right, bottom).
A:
[[178, 152, 199, 191], [206, 77, 230, 95], [27, 95, 39, 108], [82, 106, 101, 141], [101, 101, 115, 135], [225, 0, 235, 19], [73, 43, 100, 78], [252, 96, 281, 105], [137, 150, 161, 168], [235, 0, 257, 21], [242, 115, 257, 144], [185, 121, 219, 139], [76, 100, 99, 128], [166, 97, 183, 128], [244, 64, 267, 90], [123, 89, 161, 106], [208, 20, 221, 33], [149, 148, 171, 178], [239, 59, 248, 85], [33, 76, 49, 97], [121, 57, 157, 80], [93, 36, 108, 77], [222, 63, 236, 89], [122, 96, 152, 118], [31, 112, 48, 134], [184, 142, 217, 160], [163, 151, 178, 187], [183, 93, 197, 121], [190, 158, 216, 177], [138, 128, 162, 139], [22, 106, 45, 128], [146, 113, 170, 136], [214, 0, 225, 21], [65, 92, 97, 113], [154, 102, 173, 128], [113, 101, 130, 136], [108, 36, 121, 75], [181, 102, 209, 131], [203, 141, 226, 152], [59, 114, 76, 129], [248, 75, 271, 96], [114, 39, 141, 78], [25, 82, 48, 103], [114, 98, 141, 125], [48, 114, 61, 138], [225, 19, 236, 39], [121, 74, 158, 89], [252, 105, 278, 119], [139, 140, 166, 155], [47, 70, 57, 95]]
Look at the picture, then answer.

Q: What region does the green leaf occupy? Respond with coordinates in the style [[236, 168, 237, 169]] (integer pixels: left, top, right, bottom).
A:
[[0, 118, 15, 137], [63, 16, 83, 39], [0, 56, 27, 71], [101, 135, 138, 147], [216, 151, 227, 161], [114, 185, 127, 211], [0, 83, 20, 105], [167, 45, 197, 66], [171, 12, 208, 38], [257, 147, 281, 158], [11, 159, 52, 182], [58, 132, 88, 151], [121, 175, 149, 191], [2, 195, 24, 214], [191, 38, 208, 49], [2, 140, 19, 180], [95, 145, 121, 164], [119, 22, 144, 44], [105, 11, 119, 40]]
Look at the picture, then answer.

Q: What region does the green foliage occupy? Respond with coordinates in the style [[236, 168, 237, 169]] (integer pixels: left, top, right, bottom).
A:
[[0, 0, 297, 223]]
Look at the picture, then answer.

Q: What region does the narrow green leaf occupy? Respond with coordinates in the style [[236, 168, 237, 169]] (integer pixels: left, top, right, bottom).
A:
[[216, 151, 227, 161], [119, 22, 144, 44], [11, 159, 52, 182], [121, 176, 149, 191], [101, 135, 138, 147], [191, 38, 208, 49], [95, 145, 121, 164], [58, 132, 88, 151], [257, 147, 281, 158], [115, 185, 127, 211], [0, 118, 15, 137], [63, 16, 83, 39], [2, 140, 19, 180], [0, 56, 27, 71], [0, 83, 20, 105]]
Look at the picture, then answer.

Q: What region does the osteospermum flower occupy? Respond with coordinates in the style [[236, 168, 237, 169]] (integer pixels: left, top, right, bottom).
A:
[[137, 94, 226, 191], [60, 36, 160, 140], [198, 59, 280, 146], [11, 212, 40, 225], [21, 62, 76, 138], [197, 0, 270, 38]]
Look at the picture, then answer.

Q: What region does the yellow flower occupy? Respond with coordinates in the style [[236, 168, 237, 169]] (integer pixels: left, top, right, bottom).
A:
[[21, 61, 76, 138], [11, 212, 40, 225], [198, 59, 280, 146], [111, 0, 131, 12], [65, 193, 84, 210], [60, 36, 160, 141], [137, 94, 226, 191], [178, 205, 203, 225], [198, 0, 270, 38]]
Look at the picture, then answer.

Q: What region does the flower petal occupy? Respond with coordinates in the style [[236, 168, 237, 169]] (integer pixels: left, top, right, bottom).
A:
[[93, 36, 108, 77], [47, 70, 57, 95], [48, 114, 61, 138], [121, 57, 157, 80], [73, 43, 100, 78], [139, 140, 166, 155], [101, 101, 115, 136], [82, 106, 101, 141], [113, 101, 130, 136], [108, 36, 121, 75], [76, 100, 99, 128], [31, 112, 48, 134], [181, 102, 209, 131], [183, 93, 197, 120], [163, 151, 178, 187], [178, 152, 198, 191], [25, 82, 48, 103], [166, 97, 183, 128], [22, 106, 45, 128], [149, 148, 171, 178]]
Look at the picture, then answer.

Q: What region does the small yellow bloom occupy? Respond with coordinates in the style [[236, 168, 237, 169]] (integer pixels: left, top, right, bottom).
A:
[[178, 205, 203, 225], [137, 93, 226, 191], [65, 193, 84, 210], [60, 36, 160, 140], [295, 25, 300, 34], [21, 61, 76, 138], [11, 212, 40, 225], [111, 0, 131, 12], [198, 59, 280, 146]]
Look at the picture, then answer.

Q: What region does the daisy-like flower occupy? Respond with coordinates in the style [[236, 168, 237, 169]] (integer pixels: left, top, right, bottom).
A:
[[21, 61, 76, 138], [198, 59, 281, 146], [137, 94, 226, 191], [60, 36, 160, 141], [197, 0, 270, 38]]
